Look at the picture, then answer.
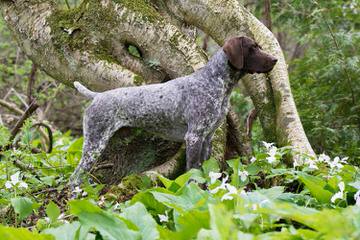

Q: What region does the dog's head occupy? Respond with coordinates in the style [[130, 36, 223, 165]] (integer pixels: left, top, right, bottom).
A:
[[223, 36, 277, 74]]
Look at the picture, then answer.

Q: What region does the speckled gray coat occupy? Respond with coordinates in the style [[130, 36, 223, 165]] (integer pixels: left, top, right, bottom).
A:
[[70, 36, 277, 186]]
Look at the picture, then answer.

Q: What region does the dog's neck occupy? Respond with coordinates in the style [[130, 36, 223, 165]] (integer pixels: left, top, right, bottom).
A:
[[201, 49, 246, 92]]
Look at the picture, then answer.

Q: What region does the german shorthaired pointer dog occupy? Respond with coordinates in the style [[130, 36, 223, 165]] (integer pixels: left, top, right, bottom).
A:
[[70, 36, 277, 186]]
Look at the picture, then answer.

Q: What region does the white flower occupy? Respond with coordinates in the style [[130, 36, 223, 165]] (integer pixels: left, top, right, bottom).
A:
[[221, 184, 238, 201], [354, 190, 360, 206], [5, 181, 12, 189], [72, 186, 83, 194], [293, 156, 304, 168], [58, 213, 65, 220], [307, 161, 318, 170], [329, 157, 344, 170], [305, 158, 318, 170], [331, 182, 345, 203], [250, 157, 256, 163], [239, 190, 247, 197], [209, 171, 222, 184], [5, 172, 28, 189], [18, 181, 28, 189], [10, 172, 20, 185], [266, 155, 277, 164], [209, 175, 228, 194], [266, 146, 278, 164], [262, 141, 274, 150], [318, 153, 330, 163], [98, 196, 106, 207], [113, 202, 121, 210], [158, 212, 168, 223], [238, 170, 249, 182]]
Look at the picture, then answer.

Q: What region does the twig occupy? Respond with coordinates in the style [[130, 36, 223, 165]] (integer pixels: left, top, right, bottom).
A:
[[246, 109, 257, 137], [324, 20, 355, 105], [202, 35, 210, 51], [27, 63, 37, 105], [64, 0, 71, 9], [226, 110, 253, 159], [91, 163, 114, 172], [12, 159, 39, 178], [9, 101, 39, 142], [0, 99, 24, 115], [263, 0, 272, 31], [9, 88, 28, 108], [31, 122, 53, 153]]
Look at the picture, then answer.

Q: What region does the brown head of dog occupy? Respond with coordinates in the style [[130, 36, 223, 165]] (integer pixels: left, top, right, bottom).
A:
[[223, 36, 278, 73]]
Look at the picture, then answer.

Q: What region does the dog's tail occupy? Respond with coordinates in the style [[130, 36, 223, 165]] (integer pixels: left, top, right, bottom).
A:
[[74, 81, 97, 99]]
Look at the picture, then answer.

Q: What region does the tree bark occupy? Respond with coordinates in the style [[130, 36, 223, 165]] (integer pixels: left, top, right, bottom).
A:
[[0, 0, 314, 183]]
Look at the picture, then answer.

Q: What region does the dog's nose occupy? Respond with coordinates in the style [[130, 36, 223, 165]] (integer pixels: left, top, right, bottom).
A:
[[271, 58, 278, 64]]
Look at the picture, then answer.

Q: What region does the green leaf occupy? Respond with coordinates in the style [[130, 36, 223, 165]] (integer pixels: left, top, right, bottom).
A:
[[174, 209, 210, 239], [11, 197, 35, 220], [151, 183, 211, 213], [43, 221, 81, 240], [202, 158, 220, 176], [69, 200, 140, 240], [0, 226, 52, 240], [297, 172, 333, 203], [206, 204, 238, 240], [46, 201, 60, 223], [0, 125, 10, 146], [158, 169, 205, 192], [130, 189, 167, 215], [67, 137, 83, 153], [121, 202, 159, 240]]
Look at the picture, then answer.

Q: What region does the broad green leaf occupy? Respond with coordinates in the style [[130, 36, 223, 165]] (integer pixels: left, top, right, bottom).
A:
[[40, 176, 56, 187], [69, 200, 140, 240], [202, 158, 220, 176], [0, 226, 52, 240], [174, 209, 210, 239], [158, 169, 205, 192], [157, 175, 173, 189], [256, 201, 360, 238], [151, 183, 211, 213], [207, 204, 238, 240], [43, 221, 81, 240], [0, 125, 10, 146], [67, 137, 83, 153], [121, 202, 159, 240], [11, 197, 35, 220], [130, 189, 167, 215], [297, 172, 333, 203], [46, 201, 60, 223]]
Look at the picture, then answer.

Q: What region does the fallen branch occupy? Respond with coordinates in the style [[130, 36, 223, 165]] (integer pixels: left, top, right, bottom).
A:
[[9, 101, 39, 142], [27, 63, 37, 105], [246, 109, 257, 137], [31, 122, 53, 153], [0, 99, 24, 115]]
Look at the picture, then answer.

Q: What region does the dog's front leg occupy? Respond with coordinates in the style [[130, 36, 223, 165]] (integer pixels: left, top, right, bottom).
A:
[[185, 131, 205, 170], [201, 134, 213, 161]]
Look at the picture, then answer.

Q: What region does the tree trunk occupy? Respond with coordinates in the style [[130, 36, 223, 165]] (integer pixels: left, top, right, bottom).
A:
[[0, 0, 314, 183]]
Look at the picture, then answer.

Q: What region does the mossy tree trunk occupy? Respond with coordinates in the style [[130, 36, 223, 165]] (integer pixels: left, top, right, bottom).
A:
[[0, 0, 314, 183]]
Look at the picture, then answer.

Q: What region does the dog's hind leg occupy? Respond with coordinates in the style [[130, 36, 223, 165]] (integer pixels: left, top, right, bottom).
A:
[[185, 129, 205, 170], [69, 111, 121, 188]]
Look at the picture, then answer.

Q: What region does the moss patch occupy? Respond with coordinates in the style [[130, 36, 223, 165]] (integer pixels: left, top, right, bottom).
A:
[[112, 0, 161, 22], [133, 75, 144, 86], [47, 5, 90, 51]]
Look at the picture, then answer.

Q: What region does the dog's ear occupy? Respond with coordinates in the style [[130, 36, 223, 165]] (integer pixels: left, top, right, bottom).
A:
[[223, 37, 244, 70]]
